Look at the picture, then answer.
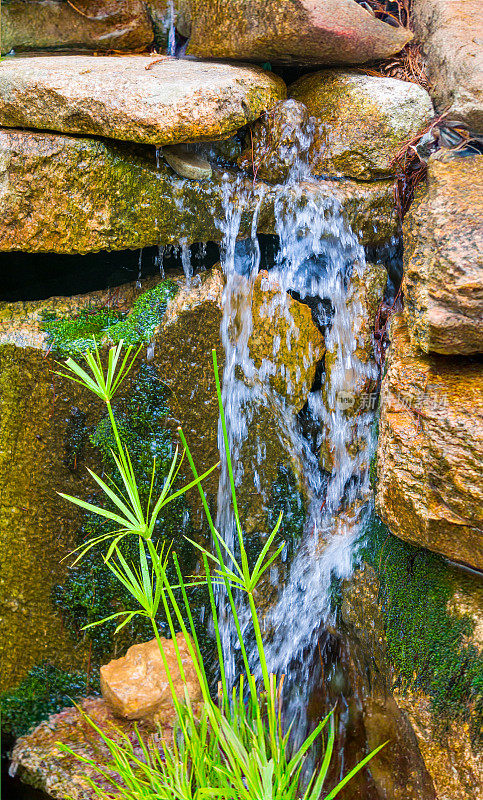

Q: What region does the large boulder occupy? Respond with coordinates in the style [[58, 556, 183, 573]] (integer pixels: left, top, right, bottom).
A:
[[0, 129, 398, 254], [184, 0, 412, 66], [100, 635, 202, 722], [404, 152, 483, 355], [289, 72, 433, 180], [376, 314, 483, 570], [1, 0, 155, 55], [0, 55, 285, 146], [412, 0, 483, 132], [240, 73, 433, 181]]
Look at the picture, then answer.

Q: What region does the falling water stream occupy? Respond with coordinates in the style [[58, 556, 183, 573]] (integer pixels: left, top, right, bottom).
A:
[[213, 127, 378, 737]]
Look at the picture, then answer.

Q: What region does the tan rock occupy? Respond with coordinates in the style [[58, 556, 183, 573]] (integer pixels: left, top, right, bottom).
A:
[[0, 55, 286, 146], [341, 567, 436, 800], [0, 129, 398, 254], [395, 690, 483, 800], [1, 0, 154, 55], [412, 0, 483, 132], [241, 75, 433, 182], [404, 152, 483, 355], [185, 0, 412, 66], [10, 697, 170, 800], [376, 314, 483, 570], [100, 634, 202, 721], [290, 71, 434, 180], [248, 271, 325, 412]]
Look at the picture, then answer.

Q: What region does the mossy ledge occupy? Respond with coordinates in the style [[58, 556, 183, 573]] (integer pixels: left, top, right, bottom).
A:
[[362, 515, 483, 746], [41, 279, 178, 354]]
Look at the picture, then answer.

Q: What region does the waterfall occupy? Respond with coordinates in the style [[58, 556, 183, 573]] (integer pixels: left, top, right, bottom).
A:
[[214, 128, 377, 727]]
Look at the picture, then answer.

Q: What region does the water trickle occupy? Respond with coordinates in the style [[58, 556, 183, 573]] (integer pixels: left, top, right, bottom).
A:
[[166, 1, 177, 57], [180, 240, 193, 286], [214, 133, 378, 729]]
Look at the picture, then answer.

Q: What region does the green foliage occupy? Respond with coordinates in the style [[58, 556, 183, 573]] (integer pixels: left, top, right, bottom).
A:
[[364, 515, 483, 745], [53, 362, 205, 662], [42, 280, 178, 355], [0, 664, 98, 738], [56, 344, 385, 800], [42, 308, 125, 355]]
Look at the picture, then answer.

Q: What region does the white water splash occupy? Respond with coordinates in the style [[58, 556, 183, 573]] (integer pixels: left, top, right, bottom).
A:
[[214, 137, 378, 720]]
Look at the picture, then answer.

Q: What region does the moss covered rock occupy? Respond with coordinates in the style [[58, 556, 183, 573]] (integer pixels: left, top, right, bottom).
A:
[[376, 314, 483, 569], [403, 151, 483, 355], [0, 55, 285, 146], [248, 271, 325, 412], [242, 74, 433, 182], [1, 0, 154, 56], [0, 129, 398, 254]]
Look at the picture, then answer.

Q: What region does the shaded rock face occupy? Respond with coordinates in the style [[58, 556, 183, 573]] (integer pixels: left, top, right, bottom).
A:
[[404, 152, 483, 355], [0, 343, 99, 692], [100, 635, 202, 722], [0, 129, 398, 254], [376, 314, 483, 570], [395, 689, 483, 800], [0, 55, 286, 146], [184, 0, 412, 65], [10, 697, 168, 800], [248, 271, 325, 413], [412, 0, 483, 132], [1, 0, 155, 55], [341, 567, 437, 800]]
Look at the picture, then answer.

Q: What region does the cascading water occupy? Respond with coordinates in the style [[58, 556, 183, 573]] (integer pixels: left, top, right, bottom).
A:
[[214, 117, 379, 732]]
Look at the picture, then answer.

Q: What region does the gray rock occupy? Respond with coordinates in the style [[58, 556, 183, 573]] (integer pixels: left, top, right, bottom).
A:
[[163, 145, 212, 179], [412, 0, 483, 132]]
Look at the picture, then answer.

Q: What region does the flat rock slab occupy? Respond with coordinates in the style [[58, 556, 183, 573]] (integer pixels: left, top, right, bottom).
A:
[[185, 0, 412, 65], [412, 0, 483, 132], [376, 314, 483, 571], [0, 55, 286, 146], [403, 152, 483, 355], [0, 129, 397, 254]]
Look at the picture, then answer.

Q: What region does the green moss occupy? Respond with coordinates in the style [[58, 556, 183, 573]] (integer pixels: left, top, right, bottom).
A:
[[41, 280, 178, 355], [362, 515, 483, 745], [0, 664, 98, 738], [53, 363, 208, 664], [267, 463, 305, 562]]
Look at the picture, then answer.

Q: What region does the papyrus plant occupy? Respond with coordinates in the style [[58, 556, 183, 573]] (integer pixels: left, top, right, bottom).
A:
[[57, 342, 386, 799]]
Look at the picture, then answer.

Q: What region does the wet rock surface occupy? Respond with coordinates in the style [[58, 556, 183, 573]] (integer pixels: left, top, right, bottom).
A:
[[342, 564, 483, 800], [376, 314, 483, 570], [0, 129, 398, 253], [341, 566, 437, 800], [0, 55, 285, 146], [100, 635, 202, 722], [404, 152, 483, 355], [10, 697, 168, 800], [1, 0, 155, 55], [184, 0, 412, 65], [248, 270, 325, 413], [412, 0, 483, 132]]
